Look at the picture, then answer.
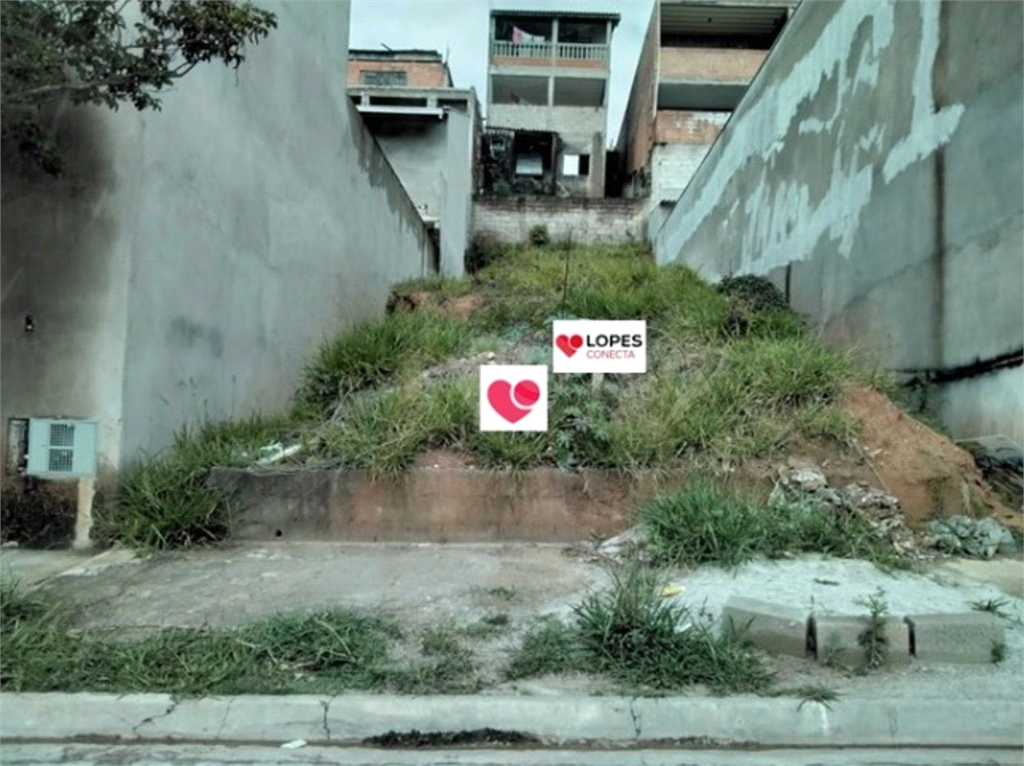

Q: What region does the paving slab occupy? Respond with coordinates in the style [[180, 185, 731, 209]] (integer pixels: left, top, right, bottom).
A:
[[720, 596, 809, 657], [811, 614, 911, 667], [906, 612, 1006, 664], [939, 556, 1024, 598]]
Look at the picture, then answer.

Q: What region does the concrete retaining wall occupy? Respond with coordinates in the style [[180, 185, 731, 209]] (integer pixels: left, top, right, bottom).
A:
[[652, 0, 1024, 446], [1, 1, 434, 475], [209, 466, 690, 542], [473, 197, 648, 245]]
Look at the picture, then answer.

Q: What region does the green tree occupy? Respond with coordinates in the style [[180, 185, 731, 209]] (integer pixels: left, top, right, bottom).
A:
[[1, 0, 277, 174]]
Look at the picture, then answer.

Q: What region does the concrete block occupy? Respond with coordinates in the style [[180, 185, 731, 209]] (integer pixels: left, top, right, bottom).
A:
[[905, 612, 1006, 664], [811, 614, 911, 667], [720, 596, 810, 657]]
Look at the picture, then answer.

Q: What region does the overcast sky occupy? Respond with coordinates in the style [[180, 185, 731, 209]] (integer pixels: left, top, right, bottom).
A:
[[349, 0, 655, 146]]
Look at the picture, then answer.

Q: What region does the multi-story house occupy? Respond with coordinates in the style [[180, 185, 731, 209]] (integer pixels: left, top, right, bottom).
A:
[[618, 0, 796, 231], [483, 9, 620, 198]]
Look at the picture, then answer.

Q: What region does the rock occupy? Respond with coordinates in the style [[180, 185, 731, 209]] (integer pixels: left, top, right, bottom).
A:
[[927, 515, 1019, 559], [771, 464, 917, 552], [786, 467, 827, 492], [839, 483, 900, 516]]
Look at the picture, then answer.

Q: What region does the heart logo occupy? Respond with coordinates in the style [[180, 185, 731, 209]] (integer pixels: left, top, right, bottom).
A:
[[487, 379, 541, 423], [555, 334, 584, 357]]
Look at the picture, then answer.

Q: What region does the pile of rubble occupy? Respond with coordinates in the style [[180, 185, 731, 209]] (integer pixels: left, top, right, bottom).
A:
[[926, 515, 1019, 559], [766, 466, 920, 556], [577, 464, 1021, 565]]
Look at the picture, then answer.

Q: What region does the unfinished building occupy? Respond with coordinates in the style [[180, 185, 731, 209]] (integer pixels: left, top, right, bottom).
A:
[[481, 9, 620, 199], [617, 0, 795, 232]]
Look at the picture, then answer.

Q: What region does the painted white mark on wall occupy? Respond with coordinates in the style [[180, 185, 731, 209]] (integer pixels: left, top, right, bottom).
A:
[[659, 0, 966, 277], [657, 1, 896, 265], [882, 1, 965, 183]]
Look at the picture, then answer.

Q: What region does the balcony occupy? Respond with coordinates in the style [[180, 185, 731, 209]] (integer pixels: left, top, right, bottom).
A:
[[490, 40, 609, 68]]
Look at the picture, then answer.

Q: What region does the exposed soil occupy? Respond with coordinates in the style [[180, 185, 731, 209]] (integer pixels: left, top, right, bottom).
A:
[[763, 386, 1016, 532], [403, 384, 1017, 535], [387, 288, 483, 320], [384, 286, 1020, 536]]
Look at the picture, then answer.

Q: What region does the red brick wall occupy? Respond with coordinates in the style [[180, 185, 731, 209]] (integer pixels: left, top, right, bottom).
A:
[[620, 3, 659, 174], [347, 59, 449, 87]]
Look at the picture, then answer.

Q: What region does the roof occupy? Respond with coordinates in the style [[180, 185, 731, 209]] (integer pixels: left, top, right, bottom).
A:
[[490, 9, 621, 26], [348, 49, 444, 62], [659, 1, 793, 37]]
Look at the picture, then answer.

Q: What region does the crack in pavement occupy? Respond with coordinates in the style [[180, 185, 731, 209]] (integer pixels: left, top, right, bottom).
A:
[[131, 700, 178, 737], [628, 696, 642, 739], [215, 698, 235, 741], [320, 699, 331, 740]]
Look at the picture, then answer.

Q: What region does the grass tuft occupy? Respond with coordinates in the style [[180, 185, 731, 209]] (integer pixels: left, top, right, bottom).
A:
[[640, 478, 907, 569], [504, 618, 583, 681], [298, 311, 470, 412], [505, 565, 772, 694], [855, 588, 890, 669], [97, 414, 297, 550]]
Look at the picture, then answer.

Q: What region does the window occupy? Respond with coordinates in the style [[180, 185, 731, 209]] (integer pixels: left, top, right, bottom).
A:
[[562, 153, 590, 177], [361, 69, 407, 86]]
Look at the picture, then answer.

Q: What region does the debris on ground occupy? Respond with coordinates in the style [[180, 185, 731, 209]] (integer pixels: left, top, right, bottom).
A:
[[420, 351, 497, 382], [256, 442, 303, 466], [959, 435, 1024, 511], [925, 515, 1020, 559], [767, 464, 1021, 560], [768, 465, 919, 555], [594, 525, 653, 564]]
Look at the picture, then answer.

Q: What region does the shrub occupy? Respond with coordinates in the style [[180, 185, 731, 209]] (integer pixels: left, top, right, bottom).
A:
[[528, 224, 550, 247], [717, 274, 789, 313]]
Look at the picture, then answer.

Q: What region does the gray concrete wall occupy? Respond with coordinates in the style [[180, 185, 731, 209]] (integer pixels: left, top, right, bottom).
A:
[[473, 198, 647, 244], [440, 107, 475, 275], [1, 103, 138, 480], [650, 142, 716, 204], [374, 124, 448, 223], [1, 0, 435, 474], [653, 0, 1024, 445]]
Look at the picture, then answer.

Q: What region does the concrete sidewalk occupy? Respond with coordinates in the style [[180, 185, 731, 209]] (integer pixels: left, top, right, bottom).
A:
[[2, 692, 1022, 749]]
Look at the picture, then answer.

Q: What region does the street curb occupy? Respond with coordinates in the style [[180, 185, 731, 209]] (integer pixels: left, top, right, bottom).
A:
[[2, 693, 1022, 747]]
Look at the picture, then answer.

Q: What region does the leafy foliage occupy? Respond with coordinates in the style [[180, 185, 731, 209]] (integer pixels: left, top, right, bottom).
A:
[[1, 0, 277, 173]]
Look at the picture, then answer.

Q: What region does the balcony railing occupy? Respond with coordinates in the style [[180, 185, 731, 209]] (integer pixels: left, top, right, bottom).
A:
[[490, 40, 609, 64], [557, 42, 608, 61]]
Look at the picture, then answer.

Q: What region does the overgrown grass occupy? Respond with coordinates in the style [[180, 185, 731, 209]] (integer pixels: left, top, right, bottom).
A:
[[298, 311, 471, 412], [0, 580, 484, 695], [96, 414, 301, 549], [504, 618, 585, 680], [640, 479, 908, 570], [505, 565, 772, 694], [96, 245, 898, 552], [321, 377, 476, 474], [471, 245, 728, 339], [609, 336, 856, 467]]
